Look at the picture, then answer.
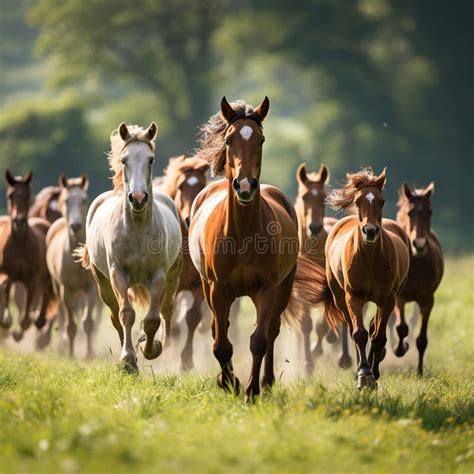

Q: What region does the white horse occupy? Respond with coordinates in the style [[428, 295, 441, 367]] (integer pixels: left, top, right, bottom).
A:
[[79, 123, 182, 372]]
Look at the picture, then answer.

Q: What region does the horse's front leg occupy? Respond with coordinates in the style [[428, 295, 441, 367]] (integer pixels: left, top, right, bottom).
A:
[[138, 269, 166, 360], [298, 308, 314, 375], [12, 284, 34, 342], [346, 293, 375, 390], [368, 296, 395, 380], [247, 285, 276, 401], [416, 295, 434, 376], [206, 282, 239, 393], [83, 284, 97, 359], [0, 276, 12, 329], [110, 266, 137, 373], [338, 323, 353, 369], [180, 287, 204, 371], [393, 298, 409, 357]]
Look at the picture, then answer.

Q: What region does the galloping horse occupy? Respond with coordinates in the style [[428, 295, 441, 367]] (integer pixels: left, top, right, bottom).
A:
[[189, 97, 324, 399], [324, 168, 410, 389], [79, 123, 182, 372], [393, 182, 443, 375], [294, 163, 352, 372], [0, 171, 57, 339], [153, 155, 209, 370], [45, 175, 98, 358]]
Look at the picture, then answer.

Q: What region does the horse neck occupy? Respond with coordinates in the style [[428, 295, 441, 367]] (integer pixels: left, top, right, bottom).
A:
[[295, 198, 306, 246], [225, 179, 261, 237], [396, 206, 410, 234]]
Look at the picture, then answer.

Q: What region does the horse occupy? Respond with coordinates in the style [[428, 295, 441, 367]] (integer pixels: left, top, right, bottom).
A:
[[294, 163, 352, 372], [78, 122, 182, 372], [153, 155, 209, 370], [43, 174, 98, 358], [29, 185, 62, 223], [392, 182, 443, 375], [189, 97, 327, 400], [0, 171, 57, 340], [324, 168, 410, 389]]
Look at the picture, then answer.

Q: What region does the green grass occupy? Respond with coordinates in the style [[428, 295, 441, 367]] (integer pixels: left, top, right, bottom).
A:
[[0, 257, 473, 473]]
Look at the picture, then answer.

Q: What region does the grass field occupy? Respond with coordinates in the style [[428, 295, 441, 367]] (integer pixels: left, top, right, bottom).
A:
[[0, 256, 473, 473]]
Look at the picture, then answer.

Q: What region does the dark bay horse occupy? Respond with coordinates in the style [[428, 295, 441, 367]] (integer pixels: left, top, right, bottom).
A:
[[0, 171, 57, 339], [324, 168, 410, 389], [189, 97, 327, 399], [153, 155, 209, 370], [294, 163, 352, 372], [392, 182, 443, 375]]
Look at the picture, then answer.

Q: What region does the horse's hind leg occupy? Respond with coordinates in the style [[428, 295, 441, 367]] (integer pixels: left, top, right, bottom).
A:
[[63, 287, 78, 358], [12, 285, 34, 342], [416, 295, 434, 376], [0, 277, 12, 329], [338, 323, 353, 369], [262, 267, 295, 390], [394, 298, 409, 357], [110, 266, 137, 372], [313, 316, 328, 358], [298, 309, 314, 375], [83, 285, 97, 359], [180, 288, 204, 371]]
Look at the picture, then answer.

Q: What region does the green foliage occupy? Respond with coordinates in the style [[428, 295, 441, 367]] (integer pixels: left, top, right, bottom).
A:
[[0, 256, 472, 473], [0, 95, 104, 207]]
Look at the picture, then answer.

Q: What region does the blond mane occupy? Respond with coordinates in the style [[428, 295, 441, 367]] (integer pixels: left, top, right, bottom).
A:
[[107, 125, 156, 191]]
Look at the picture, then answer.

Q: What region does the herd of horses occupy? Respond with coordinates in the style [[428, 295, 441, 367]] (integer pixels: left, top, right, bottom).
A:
[[0, 97, 444, 400]]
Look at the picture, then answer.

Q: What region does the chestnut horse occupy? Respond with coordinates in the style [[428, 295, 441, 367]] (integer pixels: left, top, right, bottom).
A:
[[392, 182, 443, 375], [153, 155, 209, 370], [78, 123, 182, 372], [324, 168, 410, 389], [295, 163, 352, 372], [44, 175, 98, 358], [0, 171, 57, 339], [189, 97, 326, 399]]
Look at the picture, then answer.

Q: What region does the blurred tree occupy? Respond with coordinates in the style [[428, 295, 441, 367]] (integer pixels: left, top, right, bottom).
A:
[[29, 0, 230, 153]]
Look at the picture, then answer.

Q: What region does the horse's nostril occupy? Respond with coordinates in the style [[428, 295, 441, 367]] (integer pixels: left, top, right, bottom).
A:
[[185, 216, 191, 226], [309, 223, 322, 235], [128, 193, 134, 204], [249, 177, 258, 190], [374, 226, 380, 235], [232, 179, 240, 191], [362, 225, 368, 235]]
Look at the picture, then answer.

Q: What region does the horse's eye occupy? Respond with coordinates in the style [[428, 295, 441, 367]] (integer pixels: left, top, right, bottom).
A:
[[149, 157, 154, 165], [381, 201, 385, 207], [121, 158, 127, 165], [261, 136, 266, 145]]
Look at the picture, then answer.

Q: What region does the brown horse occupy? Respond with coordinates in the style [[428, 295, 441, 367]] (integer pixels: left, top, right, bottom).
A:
[[153, 155, 209, 370], [29, 185, 62, 223], [44, 174, 98, 358], [0, 171, 57, 339], [189, 97, 326, 399], [295, 163, 352, 372], [324, 168, 410, 389], [392, 182, 443, 375]]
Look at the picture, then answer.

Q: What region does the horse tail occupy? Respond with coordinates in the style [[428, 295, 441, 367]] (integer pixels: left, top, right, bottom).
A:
[[283, 255, 343, 334], [73, 244, 91, 270], [130, 285, 150, 308]]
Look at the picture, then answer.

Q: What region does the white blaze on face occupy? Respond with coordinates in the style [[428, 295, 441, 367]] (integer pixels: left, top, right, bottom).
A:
[[239, 125, 253, 141], [366, 192, 375, 204], [187, 176, 199, 186]]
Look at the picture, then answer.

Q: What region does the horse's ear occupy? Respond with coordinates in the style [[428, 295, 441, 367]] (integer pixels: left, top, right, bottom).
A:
[[374, 167, 387, 189], [23, 170, 32, 185], [5, 170, 15, 186], [146, 122, 158, 141], [119, 122, 130, 141], [319, 164, 330, 184], [401, 182, 413, 200], [254, 96, 270, 122], [81, 174, 89, 191], [220, 96, 237, 124], [59, 174, 68, 189], [296, 163, 308, 186], [423, 181, 435, 198]]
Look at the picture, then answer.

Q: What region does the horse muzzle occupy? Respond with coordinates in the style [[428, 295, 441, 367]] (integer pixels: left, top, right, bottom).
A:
[[70, 221, 83, 235], [12, 217, 28, 233], [412, 238, 427, 257], [309, 223, 323, 237], [362, 224, 380, 244], [128, 191, 148, 213], [232, 177, 258, 204]]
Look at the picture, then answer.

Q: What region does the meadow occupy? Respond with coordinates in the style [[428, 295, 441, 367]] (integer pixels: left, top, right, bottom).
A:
[[0, 256, 472, 473]]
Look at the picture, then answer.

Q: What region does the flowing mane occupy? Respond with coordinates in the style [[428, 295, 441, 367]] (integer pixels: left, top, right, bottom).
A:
[[108, 124, 156, 191], [327, 168, 385, 214], [195, 100, 262, 176], [154, 155, 208, 198]]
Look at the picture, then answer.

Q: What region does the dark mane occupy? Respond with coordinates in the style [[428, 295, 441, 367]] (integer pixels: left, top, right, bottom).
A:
[[327, 168, 385, 214], [195, 100, 262, 176]]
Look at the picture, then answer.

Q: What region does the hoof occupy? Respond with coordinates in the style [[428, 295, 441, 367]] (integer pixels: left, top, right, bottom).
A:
[[357, 369, 377, 390], [35, 333, 51, 351], [304, 360, 315, 376], [338, 354, 354, 370], [34, 316, 46, 330], [180, 358, 194, 372], [326, 331, 337, 344], [12, 330, 23, 342], [139, 339, 163, 360], [261, 376, 275, 390], [1, 312, 12, 330], [216, 373, 240, 394], [119, 355, 139, 375], [244, 392, 258, 404], [394, 342, 409, 358], [312, 344, 324, 359]]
